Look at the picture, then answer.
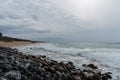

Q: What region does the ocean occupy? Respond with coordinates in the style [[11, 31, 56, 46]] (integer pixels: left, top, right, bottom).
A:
[[14, 42, 120, 80]]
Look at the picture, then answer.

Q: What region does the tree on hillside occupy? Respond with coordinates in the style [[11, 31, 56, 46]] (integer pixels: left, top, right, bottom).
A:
[[0, 32, 2, 37]]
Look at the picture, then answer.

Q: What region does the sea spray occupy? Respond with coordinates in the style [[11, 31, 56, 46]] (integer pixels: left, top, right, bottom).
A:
[[15, 43, 120, 80]]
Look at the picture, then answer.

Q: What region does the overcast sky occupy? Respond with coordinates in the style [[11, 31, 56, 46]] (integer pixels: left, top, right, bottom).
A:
[[0, 0, 120, 42]]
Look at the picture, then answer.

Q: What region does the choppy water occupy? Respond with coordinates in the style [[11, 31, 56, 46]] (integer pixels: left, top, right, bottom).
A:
[[14, 42, 120, 80]]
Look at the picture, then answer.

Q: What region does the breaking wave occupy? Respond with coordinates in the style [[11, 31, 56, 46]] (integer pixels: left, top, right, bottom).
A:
[[14, 43, 120, 80]]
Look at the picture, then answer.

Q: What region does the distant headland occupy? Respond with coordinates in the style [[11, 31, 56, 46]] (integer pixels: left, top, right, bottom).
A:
[[0, 32, 46, 47]]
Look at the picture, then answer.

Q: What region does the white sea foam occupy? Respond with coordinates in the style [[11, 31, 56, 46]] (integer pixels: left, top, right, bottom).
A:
[[14, 43, 120, 80]]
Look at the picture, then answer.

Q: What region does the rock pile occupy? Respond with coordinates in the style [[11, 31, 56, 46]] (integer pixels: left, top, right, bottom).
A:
[[0, 47, 112, 80]]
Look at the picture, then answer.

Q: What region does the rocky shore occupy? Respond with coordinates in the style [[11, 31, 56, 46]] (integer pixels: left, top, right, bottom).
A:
[[0, 47, 112, 80]]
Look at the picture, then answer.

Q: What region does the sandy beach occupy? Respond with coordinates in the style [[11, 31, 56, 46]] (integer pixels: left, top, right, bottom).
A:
[[0, 41, 34, 47]]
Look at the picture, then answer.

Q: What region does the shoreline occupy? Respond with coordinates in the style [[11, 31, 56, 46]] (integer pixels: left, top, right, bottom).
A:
[[0, 41, 44, 47], [0, 46, 112, 80]]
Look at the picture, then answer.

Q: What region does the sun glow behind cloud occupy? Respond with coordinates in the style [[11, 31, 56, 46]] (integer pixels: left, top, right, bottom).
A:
[[48, 0, 108, 30]]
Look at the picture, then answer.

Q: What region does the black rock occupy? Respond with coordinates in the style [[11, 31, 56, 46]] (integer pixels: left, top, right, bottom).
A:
[[87, 64, 98, 69], [0, 77, 7, 80], [0, 63, 12, 72], [4, 70, 21, 80], [0, 47, 112, 80], [102, 72, 112, 79]]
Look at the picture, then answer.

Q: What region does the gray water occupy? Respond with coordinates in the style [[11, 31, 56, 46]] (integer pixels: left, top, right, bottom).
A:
[[15, 42, 120, 80]]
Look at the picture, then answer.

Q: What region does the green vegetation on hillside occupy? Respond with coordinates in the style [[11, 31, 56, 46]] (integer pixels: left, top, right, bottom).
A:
[[0, 36, 45, 43], [0, 32, 46, 43]]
